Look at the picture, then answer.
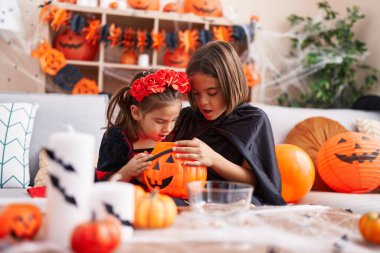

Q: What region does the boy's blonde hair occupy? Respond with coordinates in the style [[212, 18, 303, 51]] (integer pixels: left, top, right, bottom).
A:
[[186, 41, 249, 114]]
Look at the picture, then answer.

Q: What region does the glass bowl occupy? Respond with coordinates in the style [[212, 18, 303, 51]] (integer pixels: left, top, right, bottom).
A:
[[187, 181, 254, 218]]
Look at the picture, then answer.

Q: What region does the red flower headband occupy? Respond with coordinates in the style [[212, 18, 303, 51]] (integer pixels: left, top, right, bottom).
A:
[[130, 69, 190, 102]]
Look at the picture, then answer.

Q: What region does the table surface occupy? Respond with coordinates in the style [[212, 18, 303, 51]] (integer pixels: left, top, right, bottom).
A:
[[1, 204, 380, 253]]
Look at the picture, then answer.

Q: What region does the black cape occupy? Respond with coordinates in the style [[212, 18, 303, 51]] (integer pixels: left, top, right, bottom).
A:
[[173, 104, 286, 206]]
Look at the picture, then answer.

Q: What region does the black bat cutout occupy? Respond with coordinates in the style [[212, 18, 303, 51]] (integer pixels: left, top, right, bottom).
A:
[[46, 149, 76, 173], [49, 174, 77, 207], [104, 203, 134, 228]]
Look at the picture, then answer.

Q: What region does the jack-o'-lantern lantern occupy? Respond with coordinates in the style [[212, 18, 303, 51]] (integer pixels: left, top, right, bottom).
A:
[[163, 48, 190, 69], [0, 203, 42, 240], [127, 0, 160, 11], [184, 0, 223, 17], [72, 78, 99, 94], [358, 212, 380, 244], [120, 49, 138, 65], [71, 216, 121, 253], [317, 132, 380, 193], [54, 29, 99, 61], [163, 2, 183, 13], [144, 142, 207, 198]]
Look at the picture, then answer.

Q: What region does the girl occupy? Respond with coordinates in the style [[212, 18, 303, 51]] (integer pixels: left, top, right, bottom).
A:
[[96, 69, 190, 185], [172, 41, 286, 205]]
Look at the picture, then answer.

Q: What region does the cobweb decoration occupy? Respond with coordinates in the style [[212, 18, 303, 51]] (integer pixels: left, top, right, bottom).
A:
[[244, 13, 370, 105]]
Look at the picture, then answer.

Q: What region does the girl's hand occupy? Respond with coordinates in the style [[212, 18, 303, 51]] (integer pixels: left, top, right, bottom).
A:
[[174, 138, 217, 167], [120, 153, 153, 180]]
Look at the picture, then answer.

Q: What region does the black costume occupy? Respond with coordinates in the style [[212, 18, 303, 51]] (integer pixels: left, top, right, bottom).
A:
[[173, 104, 286, 206]]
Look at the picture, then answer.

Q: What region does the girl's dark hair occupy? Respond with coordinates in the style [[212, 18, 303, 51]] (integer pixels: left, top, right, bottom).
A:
[[186, 41, 249, 114], [106, 69, 182, 141]]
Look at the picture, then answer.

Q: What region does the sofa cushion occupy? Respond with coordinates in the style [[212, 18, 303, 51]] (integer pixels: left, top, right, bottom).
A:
[[0, 102, 39, 188], [284, 117, 348, 191], [357, 118, 380, 140], [0, 93, 109, 185]]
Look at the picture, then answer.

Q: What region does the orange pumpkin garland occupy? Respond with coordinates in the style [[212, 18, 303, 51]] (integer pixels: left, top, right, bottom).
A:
[[0, 203, 42, 240], [317, 132, 380, 193], [358, 212, 380, 244], [144, 142, 207, 198], [134, 190, 177, 229]]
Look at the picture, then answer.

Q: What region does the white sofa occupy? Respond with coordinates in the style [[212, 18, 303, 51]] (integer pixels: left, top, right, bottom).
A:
[[0, 93, 379, 214]]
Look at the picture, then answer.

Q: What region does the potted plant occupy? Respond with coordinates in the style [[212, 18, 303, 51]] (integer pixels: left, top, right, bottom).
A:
[[278, 1, 379, 108]]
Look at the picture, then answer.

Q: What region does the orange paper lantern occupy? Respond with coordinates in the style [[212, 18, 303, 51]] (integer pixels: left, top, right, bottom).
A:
[[317, 132, 380, 193], [275, 144, 315, 203], [144, 142, 207, 198]]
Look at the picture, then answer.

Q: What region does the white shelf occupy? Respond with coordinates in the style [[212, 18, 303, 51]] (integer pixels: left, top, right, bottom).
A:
[[66, 60, 99, 67]]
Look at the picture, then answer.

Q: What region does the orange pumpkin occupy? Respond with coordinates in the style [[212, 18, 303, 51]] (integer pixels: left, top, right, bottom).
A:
[[54, 29, 99, 61], [183, 0, 223, 17], [144, 142, 207, 198], [358, 212, 380, 244], [39, 48, 67, 76], [134, 190, 177, 229], [163, 2, 183, 13], [127, 0, 160, 11], [317, 132, 380, 193], [0, 203, 42, 240], [71, 216, 121, 253], [163, 48, 190, 69], [72, 78, 99, 94], [120, 49, 138, 64]]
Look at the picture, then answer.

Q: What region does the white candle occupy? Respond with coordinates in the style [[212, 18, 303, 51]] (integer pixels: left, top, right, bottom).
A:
[[76, 0, 98, 7], [90, 182, 135, 241], [46, 127, 95, 247], [138, 54, 150, 67]]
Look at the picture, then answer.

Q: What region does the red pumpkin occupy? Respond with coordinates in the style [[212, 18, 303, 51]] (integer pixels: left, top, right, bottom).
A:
[[144, 142, 207, 198], [163, 2, 183, 13], [71, 216, 121, 253], [317, 132, 380, 193], [163, 48, 190, 68], [0, 203, 42, 240], [120, 49, 138, 65], [54, 29, 99, 61], [127, 0, 160, 11], [184, 0, 223, 17]]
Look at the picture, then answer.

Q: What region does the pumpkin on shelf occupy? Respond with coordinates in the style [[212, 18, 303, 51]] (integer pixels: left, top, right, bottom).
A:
[[120, 49, 138, 65], [72, 78, 99, 94], [358, 212, 380, 244], [183, 0, 223, 17], [163, 48, 190, 69], [144, 142, 207, 198], [54, 28, 99, 61], [0, 203, 42, 240], [71, 215, 121, 253], [127, 0, 160, 11], [134, 190, 177, 229], [39, 48, 67, 76], [163, 2, 183, 13], [317, 132, 380, 193]]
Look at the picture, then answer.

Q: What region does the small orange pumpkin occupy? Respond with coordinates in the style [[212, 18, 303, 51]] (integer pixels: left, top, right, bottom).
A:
[[127, 0, 160, 11], [72, 78, 99, 94], [317, 132, 380, 193], [144, 142, 207, 198], [54, 28, 99, 61], [0, 203, 42, 240], [120, 49, 138, 64], [71, 216, 121, 253], [134, 190, 177, 229], [358, 212, 380, 244], [183, 0, 223, 17], [163, 48, 190, 69]]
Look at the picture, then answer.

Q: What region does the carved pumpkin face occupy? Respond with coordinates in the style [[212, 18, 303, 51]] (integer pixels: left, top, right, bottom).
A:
[[127, 0, 160, 11], [120, 50, 138, 65], [163, 49, 190, 68], [0, 204, 42, 240], [144, 142, 207, 198], [184, 0, 223, 17], [54, 29, 99, 61], [317, 132, 380, 193], [72, 78, 99, 94]]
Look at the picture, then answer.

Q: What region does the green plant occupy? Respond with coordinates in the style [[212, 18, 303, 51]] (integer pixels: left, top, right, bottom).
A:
[[278, 1, 378, 108]]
